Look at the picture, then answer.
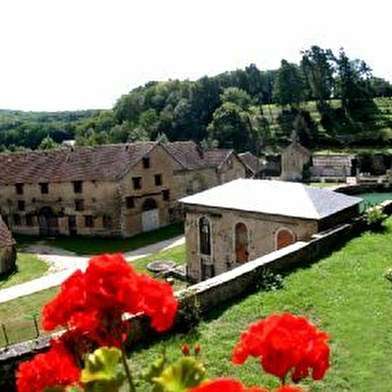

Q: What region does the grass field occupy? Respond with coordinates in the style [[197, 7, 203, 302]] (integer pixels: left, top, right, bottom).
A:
[[0, 253, 48, 290], [0, 244, 186, 347], [125, 217, 392, 391], [15, 222, 184, 255]]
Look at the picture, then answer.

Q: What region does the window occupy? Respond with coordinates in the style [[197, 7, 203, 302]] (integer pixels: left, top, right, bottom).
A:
[[15, 183, 24, 195], [276, 228, 296, 250], [154, 174, 162, 186], [126, 196, 135, 209], [162, 189, 170, 201], [142, 157, 150, 169], [85, 215, 94, 228], [103, 215, 112, 229], [18, 200, 25, 211], [199, 216, 211, 255], [39, 182, 49, 194], [73, 181, 83, 193], [132, 177, 142, 190], [75, 199, 84, 211], [13, 214, 21, 225], [235, 222, 249, 263], [26, 215, 33, 226]]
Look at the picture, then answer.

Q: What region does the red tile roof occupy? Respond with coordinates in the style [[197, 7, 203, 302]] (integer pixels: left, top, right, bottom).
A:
[[0, 142, 157, 184], [0, 141, 235, 185]]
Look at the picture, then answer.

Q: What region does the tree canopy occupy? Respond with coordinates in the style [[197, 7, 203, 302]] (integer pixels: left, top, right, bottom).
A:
[[1, 46, 392, 152]]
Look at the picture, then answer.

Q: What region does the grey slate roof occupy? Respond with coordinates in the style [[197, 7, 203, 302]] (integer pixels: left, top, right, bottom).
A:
[[180, 179, 363, 220]]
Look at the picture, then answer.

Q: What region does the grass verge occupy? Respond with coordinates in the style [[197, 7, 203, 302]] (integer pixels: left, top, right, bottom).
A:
[[127, 218, 392, 391], [15, 223, 184, 255], [0, 253, 48, 290]]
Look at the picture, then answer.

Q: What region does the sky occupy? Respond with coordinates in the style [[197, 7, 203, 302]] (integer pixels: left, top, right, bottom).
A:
[[1, 0, 391, 112]]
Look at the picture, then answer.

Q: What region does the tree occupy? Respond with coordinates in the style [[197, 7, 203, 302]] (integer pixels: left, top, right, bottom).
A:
[[335, 48, 373, 113], [207, 102, 252, 151], [300, 46, 335, 108], [38, 135, 58, 150], [273, 60, 305, 108]]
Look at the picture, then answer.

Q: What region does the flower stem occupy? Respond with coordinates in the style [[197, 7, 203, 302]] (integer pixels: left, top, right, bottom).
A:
[[120, 342, 136, 392]]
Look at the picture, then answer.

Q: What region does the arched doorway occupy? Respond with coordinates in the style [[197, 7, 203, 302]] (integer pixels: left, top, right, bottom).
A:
[[235, 222, 249, 263], [276, 228, 296, 250], [141, 198, 160, 232], [38, 207, 59, 237]]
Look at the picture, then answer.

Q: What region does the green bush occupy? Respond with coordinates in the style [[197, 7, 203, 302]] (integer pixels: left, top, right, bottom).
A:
[[363, 206, 387, 230]]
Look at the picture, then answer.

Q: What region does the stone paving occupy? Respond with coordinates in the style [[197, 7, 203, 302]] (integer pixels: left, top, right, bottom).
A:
[[0, 235, 185, 304]]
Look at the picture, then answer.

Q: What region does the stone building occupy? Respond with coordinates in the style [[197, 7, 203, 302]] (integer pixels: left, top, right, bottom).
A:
[[310, 153, 356, 181], [280, 141, 311, 181], [238, 152, 264, 178], [0, 141, 246, 238], [180, 179, 362, 282], [0, 215, 16, 275]]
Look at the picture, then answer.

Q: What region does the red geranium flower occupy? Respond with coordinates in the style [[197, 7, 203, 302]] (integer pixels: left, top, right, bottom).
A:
[[16, 340, 80, 392], [189, 378, 268, 392], [232, 313, 330, 383], [41, 253, 178, 347]]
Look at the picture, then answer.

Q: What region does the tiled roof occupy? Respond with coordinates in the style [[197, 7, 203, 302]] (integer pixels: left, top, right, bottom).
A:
[[180, 179, 363, 220], [313, 155, 353, 167], [0, 216, 15, 247], [203, 149, 232, 169], [161, 142, 207, 170], [162, 142, 234, 170], [238, 152, 262, 174], [0, 141, 240, 185], [0, 142, 157, 184], [283, 142, 311, 157]]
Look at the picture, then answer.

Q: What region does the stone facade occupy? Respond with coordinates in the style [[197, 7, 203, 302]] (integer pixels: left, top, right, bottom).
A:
[[280, 141, 311, 181], [183, 206, 318, 282], [0, 142, 246, 238], [181, 179, 361, 283]]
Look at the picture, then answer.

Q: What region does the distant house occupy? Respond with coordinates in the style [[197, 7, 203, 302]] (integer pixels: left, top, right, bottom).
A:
[[310, 153, 356, 181], [280, 141, 311, 181], [238, 152, 264, 178], [0, 215, 16, 275], [180, 179, 362, 282], [0, 141, 247, 238]]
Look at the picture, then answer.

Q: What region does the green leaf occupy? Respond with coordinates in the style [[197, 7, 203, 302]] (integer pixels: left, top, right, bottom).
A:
[[153, 357, 207, 392], [142, 354, 167, 392], [81, 347, 125, 390]]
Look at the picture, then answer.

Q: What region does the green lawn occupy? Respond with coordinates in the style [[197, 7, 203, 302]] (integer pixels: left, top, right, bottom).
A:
[[126, 218, 392, 391], [15, 222, 184, 255], [0, 253, 48, 290], [0, 244, 186, 347]]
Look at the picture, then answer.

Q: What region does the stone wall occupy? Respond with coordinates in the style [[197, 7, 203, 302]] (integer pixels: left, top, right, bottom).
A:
[[184, 205, 318, 283]]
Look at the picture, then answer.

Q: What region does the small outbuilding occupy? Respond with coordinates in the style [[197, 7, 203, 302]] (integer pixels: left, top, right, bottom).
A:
[[0, 215, 17, 275], [180, 179, 362, 282]]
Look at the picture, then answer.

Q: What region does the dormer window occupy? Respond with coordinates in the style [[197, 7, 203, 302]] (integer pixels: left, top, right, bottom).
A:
[[142, 157, 150, 169]]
